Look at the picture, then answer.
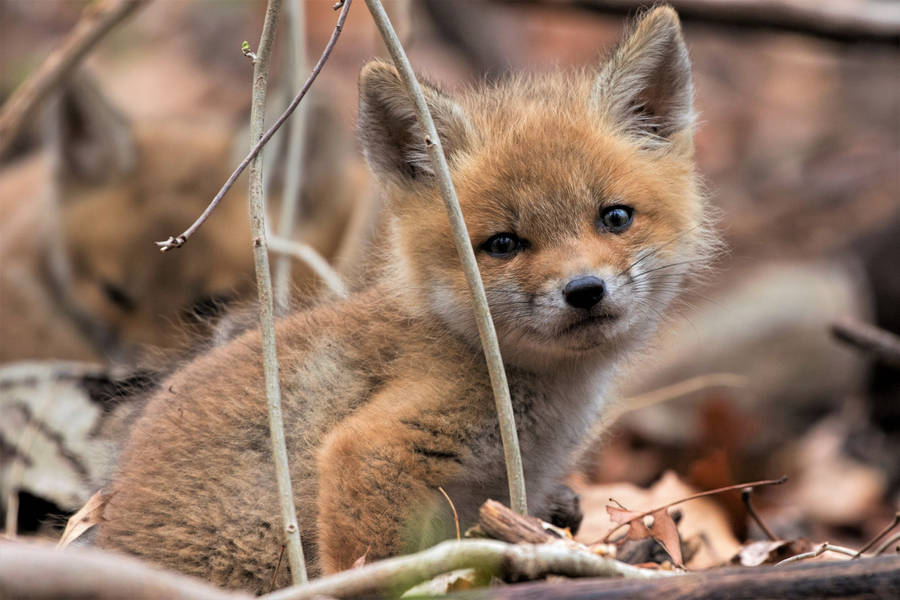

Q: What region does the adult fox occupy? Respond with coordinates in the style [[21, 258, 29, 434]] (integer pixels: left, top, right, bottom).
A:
[[0, 73, 361, 365], [97, 7, 716, 591]]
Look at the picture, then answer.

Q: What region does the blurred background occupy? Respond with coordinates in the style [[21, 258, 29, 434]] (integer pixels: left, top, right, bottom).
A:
[[1, 0, 898, 566]]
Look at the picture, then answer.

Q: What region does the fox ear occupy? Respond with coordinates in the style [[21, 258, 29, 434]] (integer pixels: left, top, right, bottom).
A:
[[358, 60, 469, 185], [47, 71, 135, 184], [593, 6, 694, 145]]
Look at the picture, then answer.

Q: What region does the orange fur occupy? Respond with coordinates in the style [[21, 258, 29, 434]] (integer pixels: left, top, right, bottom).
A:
[[97, 7, 716, 591]]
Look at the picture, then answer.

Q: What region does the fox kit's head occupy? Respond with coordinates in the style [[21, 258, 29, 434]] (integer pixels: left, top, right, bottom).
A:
[[360, 7, 715, 369], [45, 75, 255, 361]]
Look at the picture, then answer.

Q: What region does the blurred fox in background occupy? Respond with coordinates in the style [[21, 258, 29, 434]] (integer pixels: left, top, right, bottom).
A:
[[0, 70, 368, 531], [0, 72, 364, 366]]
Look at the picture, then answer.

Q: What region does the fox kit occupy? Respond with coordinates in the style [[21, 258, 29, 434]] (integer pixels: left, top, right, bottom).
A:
[[0, 73, 359, 365], [97, 7, 714, 591]]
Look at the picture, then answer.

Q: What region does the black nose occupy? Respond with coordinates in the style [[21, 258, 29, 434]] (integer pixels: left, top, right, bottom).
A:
[[563, 276, 606, 309]]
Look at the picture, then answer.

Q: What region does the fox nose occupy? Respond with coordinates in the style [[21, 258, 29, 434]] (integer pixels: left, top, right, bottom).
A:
[[563, 276, 606, 309]]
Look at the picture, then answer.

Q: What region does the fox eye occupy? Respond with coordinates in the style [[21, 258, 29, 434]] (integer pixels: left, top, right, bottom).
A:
[[598, 205, 634, 233], [102, 280, 136, 312], [481, 233, 526, 258]]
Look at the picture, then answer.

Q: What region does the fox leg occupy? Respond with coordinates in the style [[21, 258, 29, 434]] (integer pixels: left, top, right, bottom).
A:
[[315, 392, 467, 573]]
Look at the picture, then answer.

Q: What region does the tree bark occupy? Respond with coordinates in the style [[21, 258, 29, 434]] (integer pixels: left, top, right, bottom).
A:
[[447, 554, 900, 600]]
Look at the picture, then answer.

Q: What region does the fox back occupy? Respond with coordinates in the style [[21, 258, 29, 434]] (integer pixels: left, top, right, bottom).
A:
[[97, 7, 715, 592]]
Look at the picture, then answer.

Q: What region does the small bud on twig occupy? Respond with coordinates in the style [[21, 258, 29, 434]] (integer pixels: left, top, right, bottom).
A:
[[241, 40, 258, 62]]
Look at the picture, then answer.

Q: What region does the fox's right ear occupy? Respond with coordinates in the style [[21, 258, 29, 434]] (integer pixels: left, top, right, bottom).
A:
[[47, 71, 135, 185], [592, 6, 694, 147], [358, 60, 469, 185]]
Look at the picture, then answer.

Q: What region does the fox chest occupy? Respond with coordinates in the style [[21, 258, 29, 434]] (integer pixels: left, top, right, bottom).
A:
[[450, 371, 609, 521]]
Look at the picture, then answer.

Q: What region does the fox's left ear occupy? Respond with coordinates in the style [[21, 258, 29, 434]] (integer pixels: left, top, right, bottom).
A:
[[358, 60, 470, 186], [592, 6, 694, 147]]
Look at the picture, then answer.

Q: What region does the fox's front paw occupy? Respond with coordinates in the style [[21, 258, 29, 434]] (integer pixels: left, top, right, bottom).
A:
[[544, 483, 583, 535]]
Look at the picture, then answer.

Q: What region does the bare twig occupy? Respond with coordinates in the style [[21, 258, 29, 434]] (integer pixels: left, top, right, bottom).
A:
[[597, 373, 748, 432], [534, 0, 900, 45], [741, 487, 778, 542], [269, 545, 286, 593], [273, 0, 310, 314], [363, 0, 527, 516], [438, 486, 461, 541], [874, 533, 900, 556], [600, 477, 788, 543], [155, 0, 353, 253], [832, 318, 900, 370], [267, 236, 347, 299], [0, 0, 146, 159], [775, 542, 858, 566], [245, 0, 306, 585], [265, 539, 674, 600], [854, 512, 900, 558]]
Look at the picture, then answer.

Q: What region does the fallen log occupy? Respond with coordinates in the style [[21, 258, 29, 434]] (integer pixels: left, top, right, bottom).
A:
[[447, 554, 900, 600]]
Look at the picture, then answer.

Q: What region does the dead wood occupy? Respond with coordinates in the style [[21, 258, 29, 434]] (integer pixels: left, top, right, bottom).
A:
[[0, 541, 251, 600], [478, 499, 562, 544], [446, 554, 900, 600]]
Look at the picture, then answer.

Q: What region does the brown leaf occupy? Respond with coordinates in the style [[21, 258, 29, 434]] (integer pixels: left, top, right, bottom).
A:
[[351, 549, 369, 569], [606, 504, 651, 542], [648, 508, 683, 567], [57, 489, 109, 549], [731, 539, 815, 566]]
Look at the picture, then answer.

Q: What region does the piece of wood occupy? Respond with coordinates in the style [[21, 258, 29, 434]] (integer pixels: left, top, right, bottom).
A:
[[0, 541, 251, 600], [447, 554, 900, 599], [478, 499, 559, 544]]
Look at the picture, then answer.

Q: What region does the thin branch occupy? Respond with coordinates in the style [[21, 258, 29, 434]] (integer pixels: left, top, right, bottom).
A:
[[438, 486, 462, 541], [831, 318, 900, 370], [600, 477, 788, 543], [597, 373, 748, 432], [741, 487, 778, 542], [854, 512, 900, 558], [527, 0, 900, 45], [874, 533, 900, 556], [155, 0, 353, 253], [362, 0, 528, 516], [775, 542, 858, 567], [264, 539, 675, 600], [267, 236, 348, 299], [245, 0, 306, 585], [0, 0, 146, 159], [273, 0, 310, 314], [269, 545, 286, 594]]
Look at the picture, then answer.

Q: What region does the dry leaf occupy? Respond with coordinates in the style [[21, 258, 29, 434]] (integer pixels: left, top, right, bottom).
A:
[[605, 505, 651, 541], [400, 568, 483, 597], [731, 539, 814, 566], [57, 489, 109, 549], [648, 508, 684, 567], [574, 472, 741, 569], [351, 549, 369, 569]]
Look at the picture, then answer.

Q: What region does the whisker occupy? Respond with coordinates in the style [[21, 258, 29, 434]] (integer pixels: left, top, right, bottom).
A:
[[618, 225, 702, 277]]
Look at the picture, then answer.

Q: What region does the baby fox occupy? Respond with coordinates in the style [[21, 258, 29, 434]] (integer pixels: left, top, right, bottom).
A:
[[97, 6, 714, 591]]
